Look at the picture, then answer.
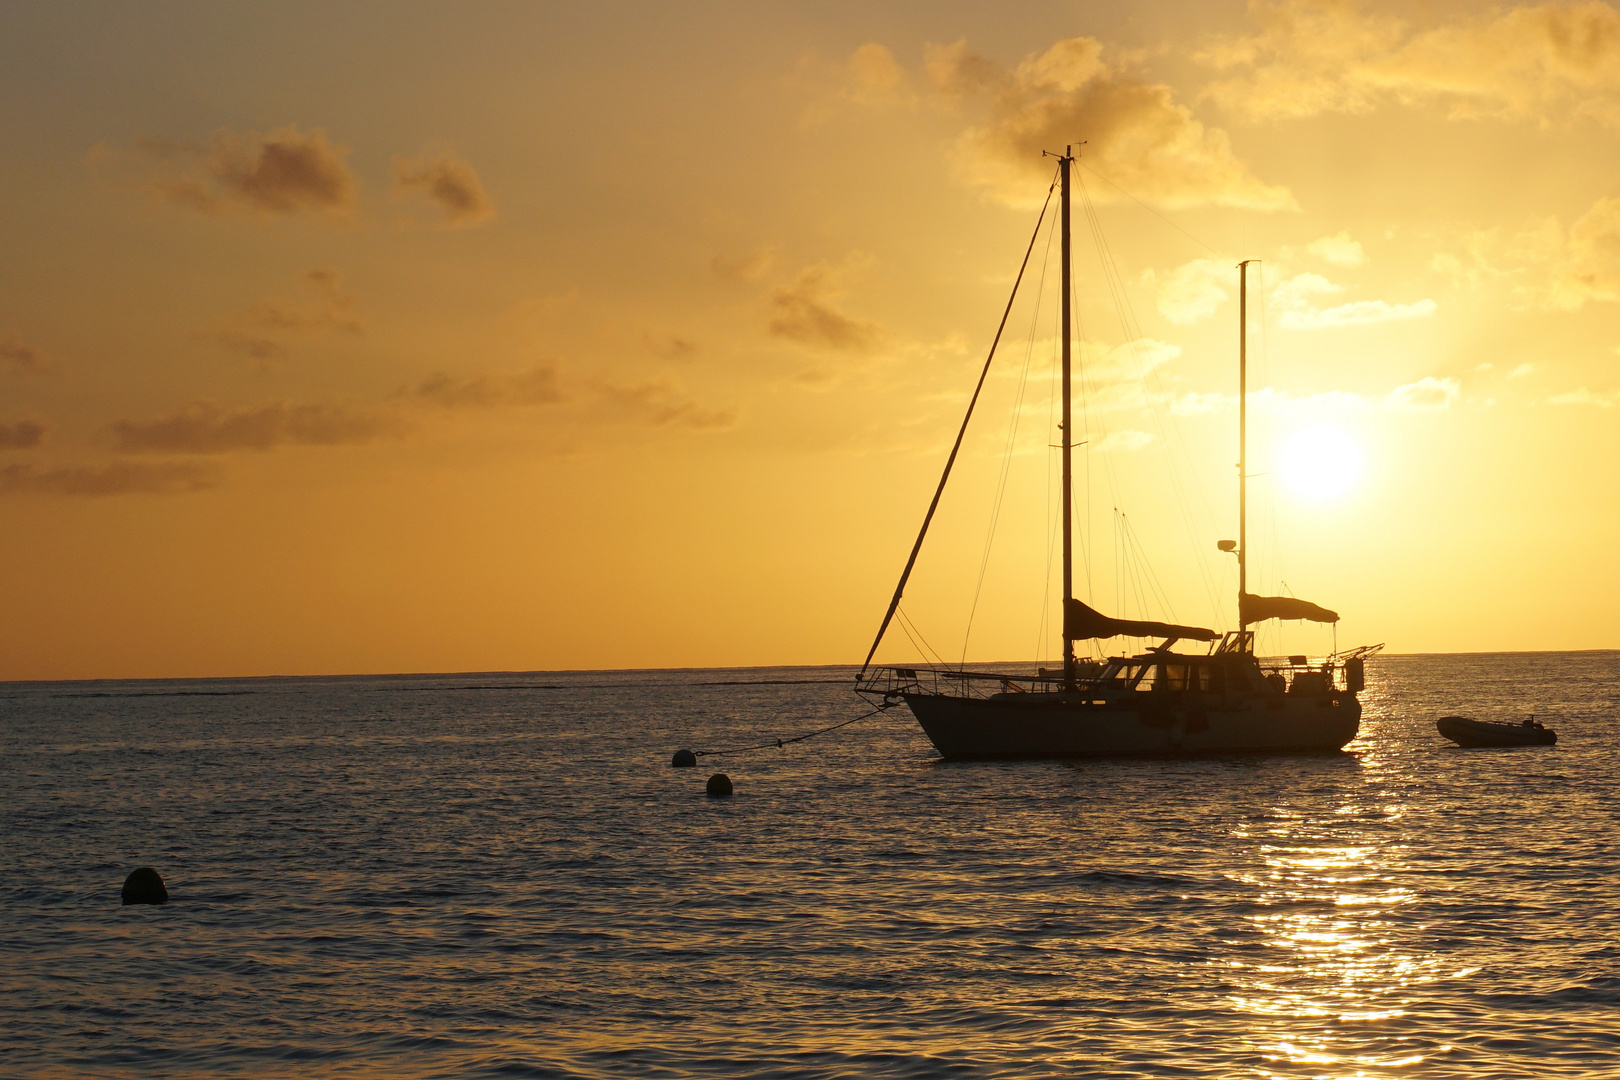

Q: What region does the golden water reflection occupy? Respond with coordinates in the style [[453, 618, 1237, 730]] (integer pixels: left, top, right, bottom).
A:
[[1225, 793, 1451, 1078]]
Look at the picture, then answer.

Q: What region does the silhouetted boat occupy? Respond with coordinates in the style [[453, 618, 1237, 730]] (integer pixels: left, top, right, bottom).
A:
[[1438, 716, 1557, 747], [855, 147, 1380, 759]]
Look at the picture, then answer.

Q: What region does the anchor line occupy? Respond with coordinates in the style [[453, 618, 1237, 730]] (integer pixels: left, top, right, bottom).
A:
[[694, 702, 901, 758]]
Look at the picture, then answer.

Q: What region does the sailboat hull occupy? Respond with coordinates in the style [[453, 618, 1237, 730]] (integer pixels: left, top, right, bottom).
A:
[[902, 692, 1360, 759]]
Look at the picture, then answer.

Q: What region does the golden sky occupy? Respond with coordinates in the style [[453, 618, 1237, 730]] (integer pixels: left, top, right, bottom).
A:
[[3, 0, 1620, 678]]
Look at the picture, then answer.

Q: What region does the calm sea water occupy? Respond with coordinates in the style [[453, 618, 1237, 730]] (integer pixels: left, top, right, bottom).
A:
[[3, 653, 1619, 1079]]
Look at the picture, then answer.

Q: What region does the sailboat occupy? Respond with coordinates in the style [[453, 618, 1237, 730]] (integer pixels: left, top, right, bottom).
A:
[[854, 147, 1379, 758]]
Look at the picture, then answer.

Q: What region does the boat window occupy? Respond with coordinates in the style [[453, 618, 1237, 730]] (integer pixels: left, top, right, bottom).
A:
[[1163, 664, 1189, 691], [1134, 664, 1164, 691], [1105, 664, 1147, 689]]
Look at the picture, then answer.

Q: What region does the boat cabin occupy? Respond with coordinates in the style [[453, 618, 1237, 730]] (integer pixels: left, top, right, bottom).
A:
[[857, 631, 1369, 703]]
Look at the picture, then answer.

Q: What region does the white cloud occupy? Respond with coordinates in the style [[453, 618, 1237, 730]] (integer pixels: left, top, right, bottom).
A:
[[1431, 197, 1620, 310], [1152, 258, 1233, 325], [1170, 391, 1234, 415], [1271, 271, 1436, 328], [1096, 429, 1157, 452], [1307, 231, 1366, 266], [1200, 1, 1620, 128], [845, 43, 912, 104], [1294, 298, 1438, 328], [1548, 387, 1620, 406], [1080, 337, 1181, 383], [845, 36, 1296, 210], [1385, 376, 1460, 410], [1509, 363, 1537, 378]]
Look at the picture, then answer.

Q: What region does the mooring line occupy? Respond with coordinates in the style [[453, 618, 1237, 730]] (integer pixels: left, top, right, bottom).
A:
[[694, 702, 901, 758]]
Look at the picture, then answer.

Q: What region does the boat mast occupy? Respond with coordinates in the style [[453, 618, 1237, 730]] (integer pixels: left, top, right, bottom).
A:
[[1060, 147, 1077, 688], [1238, 259, 1255, 635]]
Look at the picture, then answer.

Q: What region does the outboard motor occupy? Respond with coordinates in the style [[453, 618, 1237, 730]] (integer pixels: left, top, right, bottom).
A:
[[1344, 657, 1365, 693]]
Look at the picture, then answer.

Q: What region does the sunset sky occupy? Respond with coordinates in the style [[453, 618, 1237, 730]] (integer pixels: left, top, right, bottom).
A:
[[4, 0, 1620, 679]]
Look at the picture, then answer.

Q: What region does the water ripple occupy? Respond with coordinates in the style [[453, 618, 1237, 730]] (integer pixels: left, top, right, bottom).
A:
[[3, 654, 1619, 1077]]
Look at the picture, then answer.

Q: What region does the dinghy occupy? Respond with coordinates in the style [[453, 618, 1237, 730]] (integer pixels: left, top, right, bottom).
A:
[[1437, 716, 1556, 748]]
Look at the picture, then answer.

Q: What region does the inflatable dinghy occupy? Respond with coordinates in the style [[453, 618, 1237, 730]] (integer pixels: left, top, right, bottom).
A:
[[1437, 716, 1556, 748]]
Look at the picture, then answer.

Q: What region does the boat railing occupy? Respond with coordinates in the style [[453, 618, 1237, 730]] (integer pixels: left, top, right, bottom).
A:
[[1257, 654, 1352, 692], [856, 666, 1077, 700]]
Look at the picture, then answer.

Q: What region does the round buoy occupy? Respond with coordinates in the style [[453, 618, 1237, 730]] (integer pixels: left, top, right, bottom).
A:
[[706, 773, 733, 798], [121, 867, 168, 906], [671, 749, 697, 768]]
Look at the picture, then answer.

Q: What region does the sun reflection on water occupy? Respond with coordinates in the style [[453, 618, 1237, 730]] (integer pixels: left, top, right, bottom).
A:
[[1225, 789, 1447, 1078]]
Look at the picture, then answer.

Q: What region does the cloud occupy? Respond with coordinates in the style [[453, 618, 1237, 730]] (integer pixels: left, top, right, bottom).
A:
[[412, 365, 731, 429], [1385, 376, 1460, 410], [1430, 197, 1620, 309], [933, 36, 1295, 210], [1201, 1, 1620, 126], [1251, 387, 1376, 416], [712, 247, 776, 283], [1509, 363, 1537, 378], [392, 153, 495, 225], [768, 264, 885, 352], [925, 39, 1008, 98], [1096, 429, 1157, 452], [1081, 337, 1182, 383], [593, 381, 738, 429], [845, 43, 911, 103], [1271, 272, 1436, 328], [1170, 391, 1234, 415], [138, 126, 356, 215], [409, 364, 566, 408], [645, 334, 696, 360], [1545, 195, 1620, 307], [1548, 386, 1620, 406], [1151, 258, 1232, 324], [1, 336, 47, 369], [0, 461, 220, 496], [111, 401, 401, 454], [1292, 298, 1438, 327], [0, 421, 46, 449], [1308, 231, 1366, 266], [197, 268, 363, 359]]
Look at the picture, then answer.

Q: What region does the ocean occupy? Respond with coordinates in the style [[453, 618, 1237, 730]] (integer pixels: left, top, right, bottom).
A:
[[4, 652, 1618, 1079]]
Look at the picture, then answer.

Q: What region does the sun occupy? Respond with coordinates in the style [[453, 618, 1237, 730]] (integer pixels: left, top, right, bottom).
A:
[[1277, 426, 1364, 500]]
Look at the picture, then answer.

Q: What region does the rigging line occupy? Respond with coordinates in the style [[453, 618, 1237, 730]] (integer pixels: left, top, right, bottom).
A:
[[1071, 201, 1131, 612], [695, 701, 901, 758], [1067, 270, 1095, 605], [1076, 173, 1224, 624], [1038, 275, 1069, 663], [897, 606, 950, 670], [1035, 213, 1064, 662], [1121, 511, 1181, 625], [1078, 174, 1222, 593], [1038, 289, 1058, 662], [858, 171, 1059, 677], [1255, 261, 1283, 645], [964, 200, 1059, 665], [893, 615, 933, 667], [1119, 512, 1147, 622], [1076, 160, 1220, 257], [1071, 239, 1121, 608]]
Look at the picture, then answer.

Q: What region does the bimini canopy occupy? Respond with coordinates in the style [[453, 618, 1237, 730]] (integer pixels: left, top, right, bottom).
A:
[[1240, 592, 1339, 624], [1064, 598, 1218, 642]]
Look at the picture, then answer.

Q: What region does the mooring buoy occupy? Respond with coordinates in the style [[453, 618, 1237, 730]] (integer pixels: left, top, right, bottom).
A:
[[706, 773, 733, 798], [671, 749, 697, 768], [121, 867, 168, 906]]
